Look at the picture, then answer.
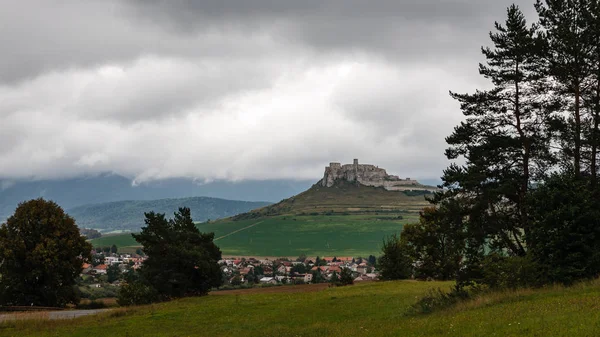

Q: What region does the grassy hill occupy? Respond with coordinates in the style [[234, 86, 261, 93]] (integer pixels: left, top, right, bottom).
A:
[[70, 197, 271, 233], [91, 182, 432, 256], [3, 280, 600, 336], [234, 180, 432, 219]]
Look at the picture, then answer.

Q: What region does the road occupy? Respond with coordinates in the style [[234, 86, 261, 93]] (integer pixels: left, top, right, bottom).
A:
[[0, 308, 110, 322]]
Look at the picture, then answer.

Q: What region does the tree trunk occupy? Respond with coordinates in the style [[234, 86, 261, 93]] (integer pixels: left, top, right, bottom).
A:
[[592, 77, 600, 188], [514, 61, 530, 243], [575, 85, 582, 176]]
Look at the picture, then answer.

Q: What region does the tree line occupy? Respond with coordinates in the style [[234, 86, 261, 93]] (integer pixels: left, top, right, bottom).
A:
[[0, 199, 222, 307], [380, 0, 600, 289]]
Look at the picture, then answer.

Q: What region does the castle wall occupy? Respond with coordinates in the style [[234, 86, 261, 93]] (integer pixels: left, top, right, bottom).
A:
[[322, 160, 426, 191]]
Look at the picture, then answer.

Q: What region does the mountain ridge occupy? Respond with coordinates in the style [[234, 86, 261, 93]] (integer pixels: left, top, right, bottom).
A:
[[68, 196, 271, 233], [0, 175, 312, 221]]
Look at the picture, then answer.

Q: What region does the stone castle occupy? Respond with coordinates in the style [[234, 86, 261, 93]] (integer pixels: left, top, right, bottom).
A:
[[321, 159, 427, 191]]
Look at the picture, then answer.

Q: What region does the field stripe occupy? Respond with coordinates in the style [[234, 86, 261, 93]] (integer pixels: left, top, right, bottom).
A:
[[214, 221, 263, 241]]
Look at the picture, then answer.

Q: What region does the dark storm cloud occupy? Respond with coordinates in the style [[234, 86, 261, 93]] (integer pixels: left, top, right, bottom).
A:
[[0, 0, 538, 182], [125, 0, 536, 58]]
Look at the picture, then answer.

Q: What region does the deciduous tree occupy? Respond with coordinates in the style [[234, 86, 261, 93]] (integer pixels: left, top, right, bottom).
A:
[[0, 199, 92, 307]]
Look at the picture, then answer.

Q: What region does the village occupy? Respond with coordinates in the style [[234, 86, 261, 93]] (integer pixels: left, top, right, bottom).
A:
[[79, 249, 380, 296]]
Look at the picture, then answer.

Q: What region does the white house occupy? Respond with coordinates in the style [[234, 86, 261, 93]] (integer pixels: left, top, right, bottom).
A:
[[259, 277, 277, 284]]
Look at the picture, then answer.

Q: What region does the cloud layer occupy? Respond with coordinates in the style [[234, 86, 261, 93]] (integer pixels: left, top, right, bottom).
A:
[[0, 0, 535, 183]]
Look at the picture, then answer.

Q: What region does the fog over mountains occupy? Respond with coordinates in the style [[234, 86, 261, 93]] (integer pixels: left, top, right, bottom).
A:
[[0, 175, 313, 222]]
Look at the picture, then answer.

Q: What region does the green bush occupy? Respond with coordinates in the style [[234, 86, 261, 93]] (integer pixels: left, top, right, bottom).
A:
[[76, 300, 107, 309], [117, 282, 158, 306], [481, 254, 541, 289], [406, 286, 472, 315]]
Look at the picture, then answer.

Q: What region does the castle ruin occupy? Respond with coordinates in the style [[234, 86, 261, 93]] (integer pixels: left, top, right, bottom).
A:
[[321, 159, 427, 191]]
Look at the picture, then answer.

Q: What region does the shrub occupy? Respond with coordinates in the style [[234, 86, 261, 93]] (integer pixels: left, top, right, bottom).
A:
[[378, 234, 412, 280], [117, 282, 158, 306], [481, 254, 541, 289], [406, 286, 473, 315], [76, 300, 107, 309]]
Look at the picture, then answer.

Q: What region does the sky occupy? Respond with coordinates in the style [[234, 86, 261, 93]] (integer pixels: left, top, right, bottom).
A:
[[0, 0, 537, 184]]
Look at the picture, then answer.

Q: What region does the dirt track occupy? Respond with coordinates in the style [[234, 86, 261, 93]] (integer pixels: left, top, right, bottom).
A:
[[0, 309, 110, 322]]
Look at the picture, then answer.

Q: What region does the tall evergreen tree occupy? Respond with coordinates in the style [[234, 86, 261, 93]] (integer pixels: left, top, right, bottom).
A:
[[132, 207, 222, 299], [445, 5, 548, 257], [582, 0, 600, 186], [535, 0, 596, 178]]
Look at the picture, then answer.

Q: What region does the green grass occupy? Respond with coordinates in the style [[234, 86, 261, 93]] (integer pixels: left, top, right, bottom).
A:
[[89, 182, 431, 257], [89, 233, 139, 253], [237, 181, 431, 219], [2, 280, 600, 336], [90, 214, 418, 257]]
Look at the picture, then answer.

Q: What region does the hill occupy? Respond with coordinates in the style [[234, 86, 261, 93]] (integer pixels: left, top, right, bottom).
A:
[[3, 280, 600, 336], [0, 175, 312, 222], [92, 182, 431, 256], [69, 197, 271, 233], [234, 180, 432, 220]]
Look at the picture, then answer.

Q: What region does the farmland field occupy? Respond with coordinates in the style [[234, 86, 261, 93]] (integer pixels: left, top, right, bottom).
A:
[[90, 214, 418, 257], [3, 279, 600, 337]]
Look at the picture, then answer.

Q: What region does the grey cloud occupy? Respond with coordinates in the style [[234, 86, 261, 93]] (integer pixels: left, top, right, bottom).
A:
[[1, 0, 537, 84], [0, 0, 540, 183]]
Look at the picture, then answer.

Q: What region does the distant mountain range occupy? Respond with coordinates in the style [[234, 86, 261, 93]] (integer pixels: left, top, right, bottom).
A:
[[0, 174, 313, 222], [68, 197, 271, 233]]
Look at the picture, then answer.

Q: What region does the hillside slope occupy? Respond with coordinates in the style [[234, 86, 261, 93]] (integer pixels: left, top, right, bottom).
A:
[[69, 197, 271, 232], [234, 180, 432, 220]]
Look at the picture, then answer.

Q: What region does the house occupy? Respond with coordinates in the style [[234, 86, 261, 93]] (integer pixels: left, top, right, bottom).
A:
[[93, 264, 108, 275], [311, 266, 328, 273], [259, 277, 277, 284], [365, 273, 379, 280], [105, 256, 120, 265], [277, 265, 287, 274], [275, 275, 291, 283], [240, 267, 253, 275], [301, 273, 313, 283], [82, 263, 93, 274]]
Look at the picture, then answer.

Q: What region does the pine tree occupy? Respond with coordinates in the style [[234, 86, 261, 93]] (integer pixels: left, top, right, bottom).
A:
[[132, 207, 222, 299], [446, 5, 548, 256], [535, 0, 596, 177]]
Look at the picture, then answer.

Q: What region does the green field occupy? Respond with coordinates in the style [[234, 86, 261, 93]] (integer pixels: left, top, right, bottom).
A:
[[89, 182, 431, 257], [91, 214, 418, 257], [3, 280, 600, 336]]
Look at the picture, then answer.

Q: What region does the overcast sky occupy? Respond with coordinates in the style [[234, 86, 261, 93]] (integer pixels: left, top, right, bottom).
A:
[[0, 0, 537, 183]]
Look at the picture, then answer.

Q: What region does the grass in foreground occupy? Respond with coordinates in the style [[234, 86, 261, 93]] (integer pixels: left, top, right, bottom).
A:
[[2, 280, 599, 337]]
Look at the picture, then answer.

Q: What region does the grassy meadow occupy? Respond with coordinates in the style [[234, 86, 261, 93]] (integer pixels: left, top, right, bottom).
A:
[[90, 213, 419, 257], [2, 279, 600, 337]]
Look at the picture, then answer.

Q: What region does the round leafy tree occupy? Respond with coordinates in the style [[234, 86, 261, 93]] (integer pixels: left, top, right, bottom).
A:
[[0, 199, 92, 307]]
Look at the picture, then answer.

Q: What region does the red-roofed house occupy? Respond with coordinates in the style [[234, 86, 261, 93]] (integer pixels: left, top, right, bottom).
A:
[[93, 264, 108, 275]]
